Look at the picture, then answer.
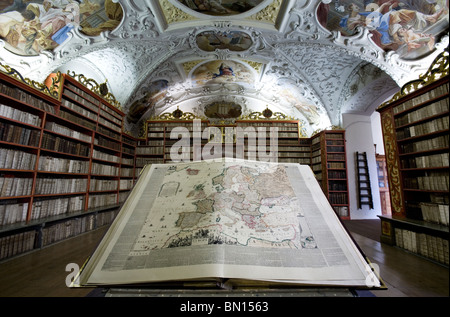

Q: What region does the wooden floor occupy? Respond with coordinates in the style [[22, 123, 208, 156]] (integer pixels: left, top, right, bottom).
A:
[[0, 220, 448, 297]]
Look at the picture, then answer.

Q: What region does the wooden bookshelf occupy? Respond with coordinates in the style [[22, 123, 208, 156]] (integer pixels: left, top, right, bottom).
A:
[[311, 130, 350, 219], [0, 66, 136, 260], [377, 51, 449, 266]]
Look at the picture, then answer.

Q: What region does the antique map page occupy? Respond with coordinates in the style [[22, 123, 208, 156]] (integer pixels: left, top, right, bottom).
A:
[[80, 159, 378, 287]]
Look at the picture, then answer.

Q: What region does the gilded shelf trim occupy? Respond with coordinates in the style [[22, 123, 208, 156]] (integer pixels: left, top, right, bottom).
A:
[[66, 71, 122, 110], [379, 50, 449, 109], [381, 110, 404, 214], [0, 62, 60, 99]]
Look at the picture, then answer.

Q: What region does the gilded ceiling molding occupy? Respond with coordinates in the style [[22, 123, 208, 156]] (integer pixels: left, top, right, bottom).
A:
[[0, 62, 59, 99], [379, 50, 449, 110], [241, 60, 263, 75], [158, 0, 199, 24], [67, 71, 122, 110], [182, 60, 204, 76], [246, 0, 283, 24]]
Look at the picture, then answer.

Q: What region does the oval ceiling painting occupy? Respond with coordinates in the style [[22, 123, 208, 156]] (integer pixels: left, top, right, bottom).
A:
[[0, 0, 123, 56], [317, 0, 448, 60], [191, 60, 255, 86], [176, 0, 265, 16], [196, 31, 253, 52]]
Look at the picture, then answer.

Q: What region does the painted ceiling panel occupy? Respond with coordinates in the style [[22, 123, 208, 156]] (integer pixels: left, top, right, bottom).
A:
[[0, 0, 448, 136]]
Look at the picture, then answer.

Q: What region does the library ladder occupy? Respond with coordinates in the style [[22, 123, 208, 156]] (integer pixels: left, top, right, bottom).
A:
[[356, 152, 373, 209]]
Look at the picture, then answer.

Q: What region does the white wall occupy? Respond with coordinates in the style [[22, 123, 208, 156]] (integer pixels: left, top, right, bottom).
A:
[[342, 113, 382, 219], [370, 111, 385, 155]]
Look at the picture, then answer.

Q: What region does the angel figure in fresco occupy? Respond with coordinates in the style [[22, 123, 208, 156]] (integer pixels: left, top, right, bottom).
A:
[[212, 63, 235, 78], [339, 1, 446, 51]]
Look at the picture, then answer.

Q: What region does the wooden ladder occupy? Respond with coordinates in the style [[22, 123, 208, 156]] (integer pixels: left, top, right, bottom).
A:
[[356, 152, 373, 209]]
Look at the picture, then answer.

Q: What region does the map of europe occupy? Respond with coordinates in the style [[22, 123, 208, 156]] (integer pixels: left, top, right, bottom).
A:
[[131, 161, 317, 255]]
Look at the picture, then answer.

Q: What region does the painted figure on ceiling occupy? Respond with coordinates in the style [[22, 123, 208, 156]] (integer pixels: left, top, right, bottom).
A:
[[0, 0, 123, 56], [317, 0, 448, 60]]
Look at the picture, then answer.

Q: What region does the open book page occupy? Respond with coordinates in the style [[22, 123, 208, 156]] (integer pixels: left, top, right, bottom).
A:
[[80, 159, 379, 288]]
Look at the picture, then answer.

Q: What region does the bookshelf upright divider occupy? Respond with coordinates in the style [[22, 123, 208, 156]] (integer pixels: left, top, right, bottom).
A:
[[0, 67, 136, 260]]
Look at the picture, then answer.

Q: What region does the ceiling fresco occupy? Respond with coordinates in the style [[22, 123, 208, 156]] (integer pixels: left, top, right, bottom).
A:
[[319, 0, 448, 60], [0, 0, 122, 56], [0, 0, 448, 136]]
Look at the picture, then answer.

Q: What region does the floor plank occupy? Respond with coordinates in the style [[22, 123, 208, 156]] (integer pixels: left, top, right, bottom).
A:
[[0, 220, 448, 297]]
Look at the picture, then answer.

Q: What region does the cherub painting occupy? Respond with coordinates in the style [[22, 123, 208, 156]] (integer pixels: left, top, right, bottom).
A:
[[191, 60, 255, 86], [317, 0, 448, 60], [0, 0, 123, 56]]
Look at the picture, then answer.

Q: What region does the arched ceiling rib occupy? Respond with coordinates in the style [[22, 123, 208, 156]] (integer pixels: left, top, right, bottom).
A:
[[0, 0, 448, 136]]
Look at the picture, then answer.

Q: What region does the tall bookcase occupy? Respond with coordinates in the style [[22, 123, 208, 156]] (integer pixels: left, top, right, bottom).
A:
[[142, 110, 350, 220], [311, 130, 350, 219], [0, 65, 136, 260], [377, 51, 449, 266]]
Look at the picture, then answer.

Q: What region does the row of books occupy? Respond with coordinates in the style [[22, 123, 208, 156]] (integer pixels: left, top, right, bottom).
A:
[[328, 192, 348, 204], [90, 179, 118, 192], [35, 177, 88, 195], [97, 124, 121, 141], [328, 181, 348, 191], [136, 146, 163, 155], [122, 157, 134, 165], [93, 149, 120, 163], [325, 133, 344, 139], [98, 117, 121, 133], [277, 146, 310, 152], [420, 202, 449, 226], [0, 103, 42, 126], [394, 98, 448, 126], [333, 206, 349, 217], [100, 108, 122, 126], [0, 230, 36, 260], [396, 116, 449, 140], [401, 152, 449, 169], [0, 175, 32, 197], [63, 86, 99, 112], [96, 209, 119, 227], [277, 158, 311, 164], [135, 157, 163, 167], [326, 146, 345, 152], [392, 84, 449, 114], [120, 168, 133, 177], [118, 191, 130, 203], [91, 162, 119, 176], [0, 200, 28, 226], [328, 170, 347, 179], [45, 121, 92, 143], [31, 195, 86, 220], [404, 172, 449, 191], [38, 156, 89, 174], [0, 82, 55, 113], [59, 109, 97, 130], [41, 215, 95, 247], [65, 82, 100, 108], [327, 162, 346, 169], [0, 122, 40, 147], [122, 144, 135, 155], [61, 97, 98, 121], [326, 139, 344, 145], [0, 148, 36, 170], [88, 193, 117, 208], [399, 134, 449, 154], [95, 135, 121, 151], [120, 179, 134, 190], [328, 153, 346, 160], [42, 133, 91, 157], [394, 228, 449, 265]]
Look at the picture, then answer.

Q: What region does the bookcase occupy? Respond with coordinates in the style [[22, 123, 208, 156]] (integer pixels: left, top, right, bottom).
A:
[[143, 110, 350, 219], [311, 130, 350, 219], [376, 51, 448, 266], [0, 65, 136, 260]]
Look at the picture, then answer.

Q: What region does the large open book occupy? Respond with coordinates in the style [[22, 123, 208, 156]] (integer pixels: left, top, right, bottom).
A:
[[79, 159, 381, 289]]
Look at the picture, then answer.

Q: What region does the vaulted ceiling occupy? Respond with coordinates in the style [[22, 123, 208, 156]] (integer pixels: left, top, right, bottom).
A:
[[1, 0, 448, 136]]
